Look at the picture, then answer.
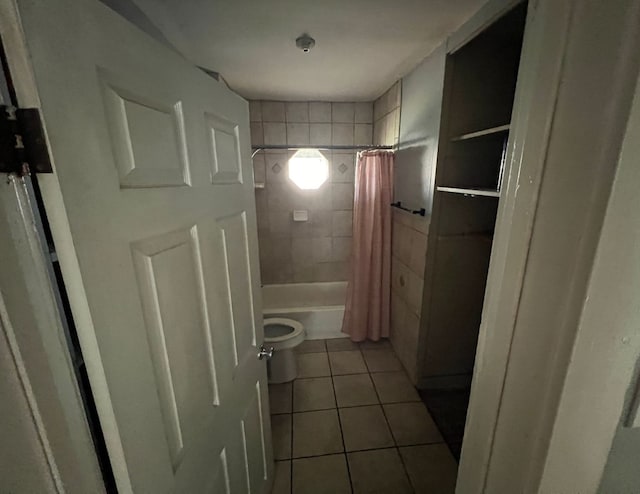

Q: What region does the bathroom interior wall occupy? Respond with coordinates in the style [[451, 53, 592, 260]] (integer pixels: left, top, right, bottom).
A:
[[372, 81, 402, 147], [250, 101, 373, 284], [394, 44, 446, 212], [380, 48, 446, 381], [390, 208, 430, 384]]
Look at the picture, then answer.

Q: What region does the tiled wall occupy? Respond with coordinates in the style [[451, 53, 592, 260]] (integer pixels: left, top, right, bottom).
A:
[[373, 82, 402, 147], [390, 208, 430, 384], [250, 101, 374, 284]]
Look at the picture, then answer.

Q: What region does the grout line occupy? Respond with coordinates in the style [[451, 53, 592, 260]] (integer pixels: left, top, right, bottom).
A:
[[328, 364, 353, 493], [365, 349, 416, 494], [281, 398, 425, 416], [289, 375, 294, 494], [286, 439, 447, 462], [272, 338, 420, 492]]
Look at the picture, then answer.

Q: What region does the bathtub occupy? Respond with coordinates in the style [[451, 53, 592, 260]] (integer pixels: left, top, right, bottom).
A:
[[262, 282, 348, 340]]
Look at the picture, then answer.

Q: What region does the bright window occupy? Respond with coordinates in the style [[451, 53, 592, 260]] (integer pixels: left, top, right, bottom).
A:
[[288, 149, 329, 190]]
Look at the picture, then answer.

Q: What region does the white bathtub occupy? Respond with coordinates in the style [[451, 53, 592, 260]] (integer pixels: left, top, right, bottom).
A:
[[262, 282, 348, 340]]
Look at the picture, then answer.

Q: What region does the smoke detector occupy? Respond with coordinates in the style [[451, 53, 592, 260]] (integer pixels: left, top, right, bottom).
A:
[[296, 34, 316, 53]]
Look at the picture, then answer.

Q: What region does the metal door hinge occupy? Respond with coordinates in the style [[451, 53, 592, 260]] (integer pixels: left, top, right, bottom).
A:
[[1, 105, 52, 176]]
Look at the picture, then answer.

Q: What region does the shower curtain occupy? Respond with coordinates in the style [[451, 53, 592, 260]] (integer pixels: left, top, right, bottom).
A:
[[341, 151, 394, 342]]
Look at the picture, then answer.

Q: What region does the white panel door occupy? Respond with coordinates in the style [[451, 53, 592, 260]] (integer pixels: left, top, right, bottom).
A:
[[12, 0, 272, 492]]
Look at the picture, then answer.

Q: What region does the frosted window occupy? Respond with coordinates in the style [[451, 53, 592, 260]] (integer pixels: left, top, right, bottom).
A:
[[288, 149, 329, 190]]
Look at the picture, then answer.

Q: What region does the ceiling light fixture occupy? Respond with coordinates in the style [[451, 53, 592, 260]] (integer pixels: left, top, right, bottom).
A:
[[296, 34, 316, 53]]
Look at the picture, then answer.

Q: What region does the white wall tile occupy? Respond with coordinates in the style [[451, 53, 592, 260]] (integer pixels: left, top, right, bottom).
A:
[[331, 237, 352, 262], [332, 183, 354, 210], [253, 153, 266, 184], [310, 123, 332, 146], [409, 231, 427, 276], [355, 102, 374, 123], [389, 81, 402, 110], [309, 102, 332, 123], [332, 123, 354, 146], [250, 122, 264, 146], [332, 102, 355, 123], [265, 153, 288, 183], [286, 102, 309, 122], [331, 153, 355, 183], [249, 100, 262, 122], [313, 237, 333, 263], [406, 271, 424, 316], [332, 210, 353, 236], [384, 113, 397, 146], [267, 182, 293, 211], [269, 211, 292, 237], [292, 238, 314, 265], [286, 123, 310, 145], [262, 101, 286, 122], [354, 124, 373, 146], [264, 122, 287, 145], [374, 96, 384, 122], [373, 120, 384, 146]]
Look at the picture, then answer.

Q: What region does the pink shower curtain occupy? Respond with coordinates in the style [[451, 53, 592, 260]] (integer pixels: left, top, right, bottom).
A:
[[341, 151, 394, 342]]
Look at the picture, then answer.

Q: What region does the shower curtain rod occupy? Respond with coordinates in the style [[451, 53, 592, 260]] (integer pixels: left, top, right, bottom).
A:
[[251, 144, 394, 158]]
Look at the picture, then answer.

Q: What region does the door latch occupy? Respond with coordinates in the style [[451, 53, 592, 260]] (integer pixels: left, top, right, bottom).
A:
[[257, 345, 274, 360]]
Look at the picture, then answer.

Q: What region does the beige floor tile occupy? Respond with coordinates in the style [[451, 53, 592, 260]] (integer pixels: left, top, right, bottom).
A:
[[339, 405, 394, 451], [269, 382, 292, 414], [348, 448, 412, 494], [272, 460, 291, 494], [292, 454, 351, 494], [362, 349, 403, 372], [271, 414, 292, 460], [326, 338, 360, 352], [371, 371, 420, 403], [293, 377, 335, 412], [384, 402, 443, 446], [329, 350, 367, 375], [296, 352, 331, 378], [292, 409, 344, 458], [333, 374, 378, 407], [296, 339, 327, 353], [400, 444, 458, 494], [359, 338, 392, 350]]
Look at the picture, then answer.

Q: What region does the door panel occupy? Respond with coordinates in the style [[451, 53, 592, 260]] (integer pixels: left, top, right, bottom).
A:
[[14, 0, 272, 492], [207, 112, 243, 184], [217, 212, 258, 368], [241, 383, 269, 494], [99, 68, 191, 188]]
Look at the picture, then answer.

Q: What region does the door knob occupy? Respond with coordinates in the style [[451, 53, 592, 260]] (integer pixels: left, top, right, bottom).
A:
[[258, 344, 274, 360]]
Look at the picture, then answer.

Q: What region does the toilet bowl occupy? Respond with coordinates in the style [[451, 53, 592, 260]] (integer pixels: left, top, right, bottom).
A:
[[264, 317, 305, 383]]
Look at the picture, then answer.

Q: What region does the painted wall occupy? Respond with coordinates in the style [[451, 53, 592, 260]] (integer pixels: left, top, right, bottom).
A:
[[596, 69, 640, 494], [394, 44, 446, 212], [250, 101, 373, 284]]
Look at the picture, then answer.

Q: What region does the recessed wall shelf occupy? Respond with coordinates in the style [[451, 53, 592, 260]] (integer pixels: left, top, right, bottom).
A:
[[450, 124, 510, 141], [437, 186, 500, 198], [419, 2, 527, 390]]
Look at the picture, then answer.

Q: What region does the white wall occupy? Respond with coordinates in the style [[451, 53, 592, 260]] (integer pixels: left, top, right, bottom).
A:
[[394, 44, 446, 212], [593, 70, 640, 494]]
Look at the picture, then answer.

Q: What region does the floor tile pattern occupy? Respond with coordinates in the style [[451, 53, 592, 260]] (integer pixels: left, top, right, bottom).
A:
[[270, 338, 458, 494]]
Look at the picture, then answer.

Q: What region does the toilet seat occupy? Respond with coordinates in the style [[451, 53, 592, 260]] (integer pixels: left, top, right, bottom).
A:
[[264, 317, 305, 349]]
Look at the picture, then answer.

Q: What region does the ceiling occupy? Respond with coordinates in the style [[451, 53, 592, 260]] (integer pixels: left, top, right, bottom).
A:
[[131, 0, 486, 101]]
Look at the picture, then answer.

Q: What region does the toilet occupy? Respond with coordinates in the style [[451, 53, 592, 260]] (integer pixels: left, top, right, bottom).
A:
[[263, 317, 305, 383]]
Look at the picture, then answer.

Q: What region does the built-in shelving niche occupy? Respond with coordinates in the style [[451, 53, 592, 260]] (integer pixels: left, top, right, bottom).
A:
[[419, 1, 528, 388]]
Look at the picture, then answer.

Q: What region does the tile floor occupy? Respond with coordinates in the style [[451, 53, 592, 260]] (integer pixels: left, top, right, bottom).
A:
[[419, 387, 471, 461], [269, 338, 458, 494]]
